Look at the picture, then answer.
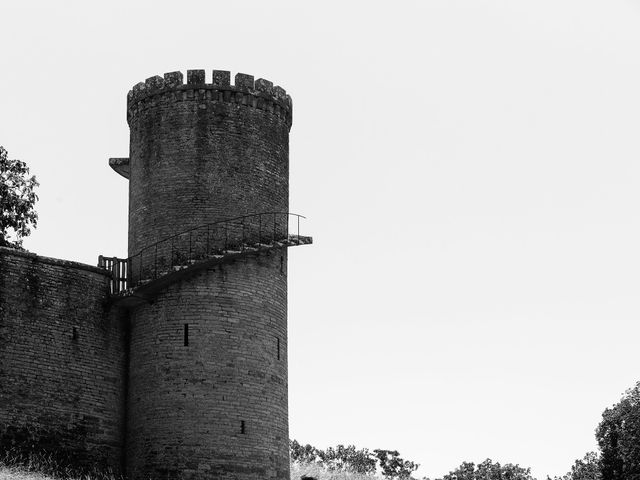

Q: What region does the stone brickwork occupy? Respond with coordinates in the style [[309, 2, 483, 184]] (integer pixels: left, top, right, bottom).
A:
[[0, 68, 300, 480], [125, 69, 292, 480], [0, 247, 128, 474], [127, 70, 291, 270], [127, 251, 288, 480]]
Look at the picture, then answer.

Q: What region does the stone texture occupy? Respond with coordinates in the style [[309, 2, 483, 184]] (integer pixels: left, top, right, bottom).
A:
[[0, 247, 128, 475], [235, 73, 255, 89], [164, 71, 184, 88], [145, 75, 165, 90], [255, 78, 274, 95], [127, 73, 291, 265], [127, 252, 289, 480], [187, 69, 206, 85], [212, 70, 231, 86], [125, 69, 292, 480], [0, 69, 296, 480]]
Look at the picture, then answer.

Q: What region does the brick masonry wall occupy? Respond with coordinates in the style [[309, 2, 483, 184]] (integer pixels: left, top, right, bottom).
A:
[[0, 247, 128, 474], [127, 71, 291, 265], [126, 250, 289, 480]]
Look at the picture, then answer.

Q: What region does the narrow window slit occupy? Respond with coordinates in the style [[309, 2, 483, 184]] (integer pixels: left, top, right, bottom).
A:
[[72, 326, 78, 341], [277, 337, 280, 360], [184, 324, 189, 346], [241, 420, 246, 434]]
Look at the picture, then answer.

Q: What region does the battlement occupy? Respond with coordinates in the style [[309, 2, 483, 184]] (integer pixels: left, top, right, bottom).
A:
[[127, 69, 292, 126], [3, 67, 302, 480]]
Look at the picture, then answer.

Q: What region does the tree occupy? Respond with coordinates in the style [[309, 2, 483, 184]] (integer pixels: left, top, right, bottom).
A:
[[289, 440, 419, 479], [373, 449, 419, 480], [549, 452, 601, 480], [290, 439, 324, 465], [596, 382, 640, 480], [321, 445, 378, 475], [0, 146, 38, 249], [435, 458, 536, 480]]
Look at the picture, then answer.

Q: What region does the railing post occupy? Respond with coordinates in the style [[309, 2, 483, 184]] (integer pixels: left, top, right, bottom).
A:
[[297, 215, 300, 242], [259, 214, 262, 245], [112, 259, 118, 294], [225, 221, 228, 251], [273, 213, 276, 244], [242, 221, 245, 252], [116, 260, 119, 293], [119, 259, 124, 293]]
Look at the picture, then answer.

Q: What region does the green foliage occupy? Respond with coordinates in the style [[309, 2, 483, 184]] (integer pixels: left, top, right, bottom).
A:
[[433, 458, 535, 480], [596, 382, 640, 480], [290, 440, 418, 479], [0, 146, 38, 249]]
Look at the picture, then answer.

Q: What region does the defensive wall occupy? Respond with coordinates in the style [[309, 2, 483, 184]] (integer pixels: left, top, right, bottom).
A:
[[0, 246, 127, 473], [0, 68, 308, 480]]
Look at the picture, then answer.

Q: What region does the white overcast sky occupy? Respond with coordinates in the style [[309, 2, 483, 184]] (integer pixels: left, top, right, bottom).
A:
[[2, 1, 640, 479]]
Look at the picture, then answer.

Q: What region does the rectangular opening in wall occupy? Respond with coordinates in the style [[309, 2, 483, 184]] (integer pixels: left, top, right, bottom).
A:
[[72, 326, 78, 341], [184, 324, 189, 346], [241, 420, 246, 434], [277, 336, 280, 360]]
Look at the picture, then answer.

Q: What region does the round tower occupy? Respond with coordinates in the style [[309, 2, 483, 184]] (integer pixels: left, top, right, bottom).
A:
[[127, 69, 292, 262], [123, 69, 294, 480]]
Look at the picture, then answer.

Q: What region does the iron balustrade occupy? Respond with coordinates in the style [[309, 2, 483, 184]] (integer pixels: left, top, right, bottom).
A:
[[98, 212, 306, 294]]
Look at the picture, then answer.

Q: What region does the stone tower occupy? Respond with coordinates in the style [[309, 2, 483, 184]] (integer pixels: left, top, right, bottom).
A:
[[0, 68, 309, 480], [111, 69, 303, 480]]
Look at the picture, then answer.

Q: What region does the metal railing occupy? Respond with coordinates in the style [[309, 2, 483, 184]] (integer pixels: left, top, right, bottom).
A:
[[99, 212, 306, 294], [97, 255, 129, 294]]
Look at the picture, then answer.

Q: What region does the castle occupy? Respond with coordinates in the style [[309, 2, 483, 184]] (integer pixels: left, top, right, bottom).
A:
[[0, 69, 312, 480]]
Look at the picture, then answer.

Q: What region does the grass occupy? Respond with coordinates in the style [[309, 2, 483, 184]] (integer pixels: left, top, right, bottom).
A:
[[0, 464, 119, 480], [0, 453, 119, 480], [0, 457, 377, 480], [0, 465, 50, 480]]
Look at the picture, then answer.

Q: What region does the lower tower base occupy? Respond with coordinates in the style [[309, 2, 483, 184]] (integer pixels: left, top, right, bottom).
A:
[[126, 250, 289, 480]]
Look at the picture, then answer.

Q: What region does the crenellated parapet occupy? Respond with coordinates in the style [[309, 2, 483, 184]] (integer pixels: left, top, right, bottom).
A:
[[127, 69, 292, 127]]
